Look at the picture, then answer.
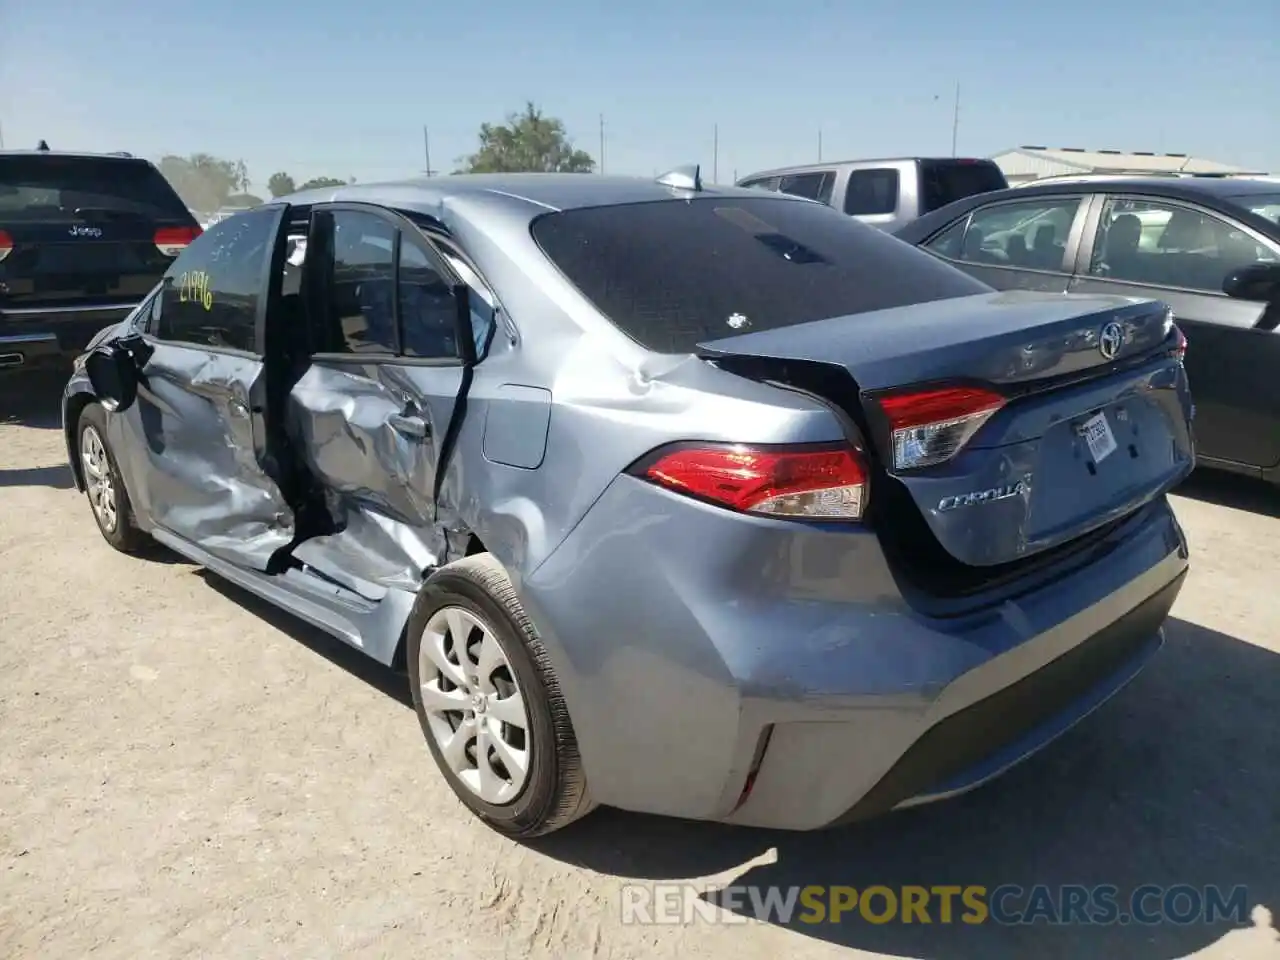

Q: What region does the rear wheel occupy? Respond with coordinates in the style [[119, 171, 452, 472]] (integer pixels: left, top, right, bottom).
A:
[[407, 553, 595, 838], [77, 403, 147, 553]]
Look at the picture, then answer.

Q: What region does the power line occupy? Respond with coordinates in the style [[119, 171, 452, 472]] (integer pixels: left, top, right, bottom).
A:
[[951, 82, 961, 157], [711, 122, 721, 184]]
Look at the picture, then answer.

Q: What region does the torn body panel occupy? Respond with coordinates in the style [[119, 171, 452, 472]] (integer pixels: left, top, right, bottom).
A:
[[115, 342, 295, 570], [284, 360, 464, 589]]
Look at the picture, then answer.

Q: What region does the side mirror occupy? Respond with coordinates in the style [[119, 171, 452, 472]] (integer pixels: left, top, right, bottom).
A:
[[1223, 262, 1280, 303], [85, 337, 148, 413]]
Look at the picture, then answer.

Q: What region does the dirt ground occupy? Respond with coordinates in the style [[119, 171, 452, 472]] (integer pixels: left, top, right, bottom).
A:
[[1, 372, 1277, 960]]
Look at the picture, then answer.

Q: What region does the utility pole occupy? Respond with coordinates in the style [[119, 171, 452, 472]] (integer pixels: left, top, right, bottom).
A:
[[713, 124, 719, 184], [951, 82, 961, 157], [599, 114, 605, 174], [423, 125, 433, 177], [0, 122, 5, 150], [818, 128, 823, 162]]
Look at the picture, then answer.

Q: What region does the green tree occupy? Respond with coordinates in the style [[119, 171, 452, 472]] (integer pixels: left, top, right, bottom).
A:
[[157, 153, 239, 213], [459, 103, 595, 174], [267, 172, 296, 197], [297, 176, 348, 191]]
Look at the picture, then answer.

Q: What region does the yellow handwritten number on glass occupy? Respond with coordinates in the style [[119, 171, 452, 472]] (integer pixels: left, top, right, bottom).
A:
[[178, 271, 214, 311]]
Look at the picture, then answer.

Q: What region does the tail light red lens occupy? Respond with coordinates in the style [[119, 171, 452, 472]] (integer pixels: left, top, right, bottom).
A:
[[1172, 326, 1187, 363], [876, 385, 1006, 471], [634, 442, 869, 521], [154, 225, 201, 257], [0, 229, 13, 262]]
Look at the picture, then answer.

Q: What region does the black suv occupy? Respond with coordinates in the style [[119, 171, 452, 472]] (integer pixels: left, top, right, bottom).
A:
[[0, 145, 200, 373]]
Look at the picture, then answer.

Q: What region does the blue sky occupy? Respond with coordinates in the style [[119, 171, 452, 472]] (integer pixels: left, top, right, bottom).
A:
[[1, 0, 1276, 190]]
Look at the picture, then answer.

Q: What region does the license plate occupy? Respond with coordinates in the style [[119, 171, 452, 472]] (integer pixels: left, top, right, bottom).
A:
[[1081, 411, 1118, 464]]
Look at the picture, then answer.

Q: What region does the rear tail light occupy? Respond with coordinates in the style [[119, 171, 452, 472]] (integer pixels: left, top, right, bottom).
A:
[[154, 225, 201, 257], [0, 229, 12, 263], [876, 384, 1006, 471], [632, 441, 869, 521], [1171, 326, 1187, 363]]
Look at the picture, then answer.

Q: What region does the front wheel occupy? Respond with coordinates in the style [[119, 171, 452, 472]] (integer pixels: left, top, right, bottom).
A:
[[406, 553, 595, 838], [77, 403, 147, 554]]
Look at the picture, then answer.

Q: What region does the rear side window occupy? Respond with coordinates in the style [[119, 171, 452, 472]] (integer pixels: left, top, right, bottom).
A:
[[844, 169, 900, 215], [919, 160, 1008, 213], [531, 196, 989, 354], [778, 171, 835, 204], [155, 207, 281, 352], [329, 210, 399, 355], [0, 156, 191, 223]]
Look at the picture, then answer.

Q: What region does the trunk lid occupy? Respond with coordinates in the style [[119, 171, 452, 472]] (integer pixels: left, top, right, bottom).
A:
[[699, 290, 1193, 571]]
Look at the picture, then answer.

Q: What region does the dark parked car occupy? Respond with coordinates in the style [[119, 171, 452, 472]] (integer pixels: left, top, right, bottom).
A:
[[737, 157, 1008, 231], [895, 177, 1280, 484], [64, 171, 1192, 836], [0, 145, 201, 373]]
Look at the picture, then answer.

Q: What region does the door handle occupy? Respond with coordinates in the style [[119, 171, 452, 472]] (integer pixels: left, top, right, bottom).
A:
[[388, 413, 430, 439]]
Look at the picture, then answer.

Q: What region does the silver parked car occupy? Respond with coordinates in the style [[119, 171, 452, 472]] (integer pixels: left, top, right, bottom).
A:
[[63, 168, 1194, 837], [737, 156, 1008, 231]]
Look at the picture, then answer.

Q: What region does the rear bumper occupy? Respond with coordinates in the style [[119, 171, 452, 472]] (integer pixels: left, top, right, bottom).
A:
[[832, 569, 1179, 822], [519, 475, 1189, 830], [0, 304, 137, 371]]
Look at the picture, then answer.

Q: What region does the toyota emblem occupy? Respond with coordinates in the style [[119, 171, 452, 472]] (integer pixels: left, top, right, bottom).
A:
[[1098, 321, 1124, 360]]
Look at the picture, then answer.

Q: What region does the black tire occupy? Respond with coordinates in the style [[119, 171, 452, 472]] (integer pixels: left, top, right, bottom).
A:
[[77, 403, 148, 554], [407, 553, 595, 838]]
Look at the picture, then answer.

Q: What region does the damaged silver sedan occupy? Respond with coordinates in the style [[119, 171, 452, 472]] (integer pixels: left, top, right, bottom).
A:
[[64, 171, 1193, 837]]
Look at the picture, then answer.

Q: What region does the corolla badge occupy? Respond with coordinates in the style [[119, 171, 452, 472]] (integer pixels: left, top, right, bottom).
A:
[[937, 480, 1027, 513], [69, 225, 103, 238], [1098, 321, 1124, 360], [726, 312, 750, 330]]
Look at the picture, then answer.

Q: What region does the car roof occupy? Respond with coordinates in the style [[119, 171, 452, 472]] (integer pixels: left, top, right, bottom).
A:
[[1001, 175, 1280, 201], [0, 149, 148, 163], [280, 172, 806, 217]]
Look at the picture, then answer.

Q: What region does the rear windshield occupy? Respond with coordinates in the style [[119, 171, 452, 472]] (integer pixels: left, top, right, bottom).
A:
[[919, 160, 1008, 213], [531, 196, 990, 354], [0, 156, 191, 223]]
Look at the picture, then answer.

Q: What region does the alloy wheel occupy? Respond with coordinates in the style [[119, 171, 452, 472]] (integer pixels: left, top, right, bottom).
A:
[[418, 606, 532, 805], [81, 425, 118, 534]]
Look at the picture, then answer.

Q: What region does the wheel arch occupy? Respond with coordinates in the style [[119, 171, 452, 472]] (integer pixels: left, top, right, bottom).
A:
[[64, 388, 98, 493], [392, 531, 492, 672]]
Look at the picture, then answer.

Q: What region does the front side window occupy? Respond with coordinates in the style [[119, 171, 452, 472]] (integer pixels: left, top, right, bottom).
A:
[[778, 171, 835, 204], [844, 168, 900, 216], [531, 196, 988, 354], [1087, 197, 1278, 293], [927, 197, 1080, 271], [154, 206, 281, 352]]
